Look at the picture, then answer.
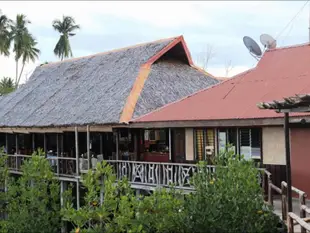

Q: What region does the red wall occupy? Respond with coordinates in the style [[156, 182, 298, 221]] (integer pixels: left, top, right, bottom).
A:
[[291, 128, 310, 196]]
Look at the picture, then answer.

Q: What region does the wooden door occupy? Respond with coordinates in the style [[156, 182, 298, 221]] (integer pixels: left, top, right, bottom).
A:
[[172, 128, 186, 163]]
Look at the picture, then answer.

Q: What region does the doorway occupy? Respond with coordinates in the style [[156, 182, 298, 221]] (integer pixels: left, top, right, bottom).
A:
[[172, 128, 185, 163]]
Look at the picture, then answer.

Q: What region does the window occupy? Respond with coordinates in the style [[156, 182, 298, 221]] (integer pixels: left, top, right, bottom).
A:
[[194, 129, 215, 161], [144, 129, 169, 153], [239, 128, 261, 160], [218, 128, 237, 153]]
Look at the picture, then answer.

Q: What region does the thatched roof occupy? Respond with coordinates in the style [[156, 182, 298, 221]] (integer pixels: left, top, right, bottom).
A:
[[0, 36, 218, 128]]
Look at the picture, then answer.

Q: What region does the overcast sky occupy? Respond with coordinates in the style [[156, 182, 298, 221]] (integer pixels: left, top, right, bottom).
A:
[[1, 1, 310, 83]]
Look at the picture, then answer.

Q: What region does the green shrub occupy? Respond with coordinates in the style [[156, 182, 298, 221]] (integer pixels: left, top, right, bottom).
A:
[[4, 151, 61, 233], [180, 148, 280, 233]]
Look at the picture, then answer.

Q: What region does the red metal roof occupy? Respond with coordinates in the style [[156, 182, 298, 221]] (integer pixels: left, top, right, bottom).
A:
[[134, 43, 310, 123]]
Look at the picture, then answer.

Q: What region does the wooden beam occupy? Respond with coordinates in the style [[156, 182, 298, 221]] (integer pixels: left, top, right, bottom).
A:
[[127, 117, 310, 128], [0, 125, 113, 134]]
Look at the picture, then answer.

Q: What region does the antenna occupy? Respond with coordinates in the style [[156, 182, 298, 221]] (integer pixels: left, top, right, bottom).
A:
[[260, 34, 277, 49], [243, 36, 262, 60]]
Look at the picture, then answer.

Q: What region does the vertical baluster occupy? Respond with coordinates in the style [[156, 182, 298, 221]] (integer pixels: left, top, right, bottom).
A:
[[300, 193, 306, 233], [129, 161, 132, 181], [163, 165, 166, 185]]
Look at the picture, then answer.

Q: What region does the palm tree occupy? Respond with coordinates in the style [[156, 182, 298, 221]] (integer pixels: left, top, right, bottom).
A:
[[10, 14, 40, 85], [0, 10, 12, 56], [52, 16, 80, 61], [17, 36, 40, 85], [0, 77, 16, 95]]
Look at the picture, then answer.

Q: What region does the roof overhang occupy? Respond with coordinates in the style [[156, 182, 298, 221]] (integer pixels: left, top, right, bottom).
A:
[[125, 116, 310, 128], [0, 125, 116, 134], [257, 94, 310, 113]]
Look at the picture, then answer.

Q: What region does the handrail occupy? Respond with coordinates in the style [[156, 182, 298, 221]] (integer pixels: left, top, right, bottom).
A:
[[288, 212, 310, 232], [301, 205, 310, 215], [282, 181, 307, 197]]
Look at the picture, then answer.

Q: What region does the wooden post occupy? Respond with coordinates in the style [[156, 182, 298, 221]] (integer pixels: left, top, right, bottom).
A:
[[236, 128, 240, 155], [115, 130, 119, 160], [15, 134, 18, 170], [288, 214, 294, 233], [76, 180, 80, 210], [100, 175, 104, 205], [300, 193, 307, 233], [262, 171, 266, 200], [75, 127, 79, 176], [56, 133, 60, 175], [284, 112, 293, 213], [43, 133, 47, 153], [61, 134, 64, 154], [60, 181, 67, 233], [32, 133, 35, 153], [87, 125, 90, 170], [99, 133, 103, 155], [5, 133, 8, 154], [169, 128, 172, 161], [282, 181, 287, 222], [268, 173, 273, 206]]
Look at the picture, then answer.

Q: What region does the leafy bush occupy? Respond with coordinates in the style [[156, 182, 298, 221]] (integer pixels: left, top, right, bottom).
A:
[[0, 147, 280, 233], [62, 161, 139, 233], [4, 151, 61, 233], [179, 148, 281, 233]]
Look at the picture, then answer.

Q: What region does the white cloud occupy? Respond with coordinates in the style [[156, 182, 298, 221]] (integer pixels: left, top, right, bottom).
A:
[[208, 65, 252, 78], [1, 0, 309, 82]]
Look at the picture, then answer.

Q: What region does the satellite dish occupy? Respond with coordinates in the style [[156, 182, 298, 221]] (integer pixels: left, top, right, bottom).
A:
[[243, 36, 262, 57], [260, 34, 277, 49]]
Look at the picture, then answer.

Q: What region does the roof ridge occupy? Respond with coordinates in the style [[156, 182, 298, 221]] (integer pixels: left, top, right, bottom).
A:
[[42, 35, 181, 67], [266, 42, 310, 52], [132, 67, 255, 122]]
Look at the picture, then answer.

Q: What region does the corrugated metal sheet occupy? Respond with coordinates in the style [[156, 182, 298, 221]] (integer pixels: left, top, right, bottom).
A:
[[134, 44, 310, 122]]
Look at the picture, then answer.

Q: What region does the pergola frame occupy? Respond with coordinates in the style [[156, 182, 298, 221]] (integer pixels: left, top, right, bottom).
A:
[[258, 94, 310, 214]]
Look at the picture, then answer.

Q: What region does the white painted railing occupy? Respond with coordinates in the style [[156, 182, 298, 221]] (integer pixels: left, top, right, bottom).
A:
[[6, 154, 217, 189], [106, 160, 216, 190], [6, 155, 263, 191]]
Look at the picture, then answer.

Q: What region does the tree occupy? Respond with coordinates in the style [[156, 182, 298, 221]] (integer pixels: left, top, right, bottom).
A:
[[195, 44, 215, 70], [10, 14, 40, 85], [5, 151, 61, 233], [0, 10, 11, 56], [0, 77, 16, 95], [17, 36, 40, 85], [179, 147, 281, 233], [224, 59, 233, 77], [52, 16, 80, 61]]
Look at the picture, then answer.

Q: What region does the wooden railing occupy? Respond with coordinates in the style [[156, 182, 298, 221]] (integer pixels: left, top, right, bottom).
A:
[[262, 169, 310, 233], [7, 154, 78, 177], [6, 154, 216, 189], [106, 160, 216, 190]]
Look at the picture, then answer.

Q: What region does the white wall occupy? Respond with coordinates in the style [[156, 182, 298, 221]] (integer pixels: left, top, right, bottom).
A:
[[262, 127, 286, 165], [185, 128, 194, 161]]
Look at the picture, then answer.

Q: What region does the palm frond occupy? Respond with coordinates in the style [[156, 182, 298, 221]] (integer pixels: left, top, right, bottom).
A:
[[52, 15, 79, 60]]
